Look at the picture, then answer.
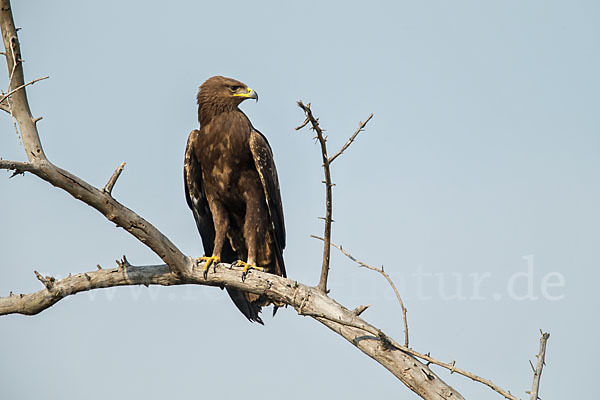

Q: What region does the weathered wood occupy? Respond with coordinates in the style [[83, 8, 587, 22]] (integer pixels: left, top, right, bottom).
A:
[[0, 260, 464, 400], [529, 332, 550, 400], [0, 0, 46, 161]]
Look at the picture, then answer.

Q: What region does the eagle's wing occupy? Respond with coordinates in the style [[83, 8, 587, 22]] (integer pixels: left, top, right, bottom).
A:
[[184, 130, 215, 255], [249, 130, 286, 278]]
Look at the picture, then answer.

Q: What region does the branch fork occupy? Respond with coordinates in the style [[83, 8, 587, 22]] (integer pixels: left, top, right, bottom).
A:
[[296, 101, 373, 294]]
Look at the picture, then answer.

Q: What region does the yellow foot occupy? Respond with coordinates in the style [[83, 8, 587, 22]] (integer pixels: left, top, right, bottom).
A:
[[197, 256, 221, 280], [231, 260, 264, 282]]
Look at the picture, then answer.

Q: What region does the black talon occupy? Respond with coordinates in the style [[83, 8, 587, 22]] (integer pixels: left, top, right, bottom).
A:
[[203, 268, 208, 280], [241, 270, 247, 282]]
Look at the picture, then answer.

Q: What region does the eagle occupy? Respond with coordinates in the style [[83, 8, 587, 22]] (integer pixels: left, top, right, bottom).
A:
[[184, 76, 286, 324]]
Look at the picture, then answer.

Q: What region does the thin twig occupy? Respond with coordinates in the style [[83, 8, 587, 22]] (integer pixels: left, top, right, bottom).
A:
[[295, 116, 310, 131], [0, 75, 48, 105], [328, 113, 373, 164], [312, 235, 409, 347], [297, 101, 332, 294], [103, 162, 126, 195], [529, 331, 550, 400]]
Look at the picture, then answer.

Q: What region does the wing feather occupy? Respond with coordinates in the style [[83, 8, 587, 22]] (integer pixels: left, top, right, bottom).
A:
[[184, 130, 215, 255], [249, 130, 286, 277]]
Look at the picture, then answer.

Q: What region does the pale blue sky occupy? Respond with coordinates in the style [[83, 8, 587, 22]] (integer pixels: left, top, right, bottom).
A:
[[1, 1, 599, 399]]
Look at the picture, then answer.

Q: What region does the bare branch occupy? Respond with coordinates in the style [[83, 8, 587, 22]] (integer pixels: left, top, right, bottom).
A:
[[0, 159, 191, 275], [103, 161, 126, 195], [294, 116, 310, 131], [297, 101, 332, 294], [529, 331, 550, 400], [0, 75, 48, 105], [0, 260, 464, 400], [0, 159, 34, 175], [328, 113, 373, 164], [312, 235, 409, 347], [0, 1, 46, 161]]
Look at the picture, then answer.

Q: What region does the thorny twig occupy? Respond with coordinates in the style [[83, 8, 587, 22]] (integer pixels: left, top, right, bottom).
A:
[[328, 113, 373, 164], [312, 235, 409, 347], [0, 75, 48, 106], [296, 101, 332, 294], [296, 102, 373, 294], [528, 331, 550, 400]]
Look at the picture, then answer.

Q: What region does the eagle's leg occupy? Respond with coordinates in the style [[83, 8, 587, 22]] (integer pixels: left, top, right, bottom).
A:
[[235, 178, 267, 282], [198, 201, 229, 279]]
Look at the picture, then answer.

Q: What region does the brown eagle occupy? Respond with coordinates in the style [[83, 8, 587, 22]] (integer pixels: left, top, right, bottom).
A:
[[184, 76, 286, 324]]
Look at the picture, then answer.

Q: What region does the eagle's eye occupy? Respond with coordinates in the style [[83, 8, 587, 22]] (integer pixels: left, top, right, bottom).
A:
[[230, 85, 241, 92]]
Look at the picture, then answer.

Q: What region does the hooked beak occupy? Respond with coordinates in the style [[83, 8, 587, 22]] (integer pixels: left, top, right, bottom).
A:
[[234, 87, 259, 102]]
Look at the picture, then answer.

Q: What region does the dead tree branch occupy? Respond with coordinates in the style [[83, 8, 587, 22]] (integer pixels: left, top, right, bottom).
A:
[[0, 160, 191, 275], [328, 113, 373, 164], [296, 101, 332, 294], [296, 104, 374, 294], [312, 235, 409, 347], [528, 331, 550, 400], [0, 260, 464, 400], [103, 161, 126, 195], [0, 0, 46, 161]]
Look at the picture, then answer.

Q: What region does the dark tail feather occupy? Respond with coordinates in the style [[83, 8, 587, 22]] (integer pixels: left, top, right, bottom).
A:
[[226, 288, 263, 324]]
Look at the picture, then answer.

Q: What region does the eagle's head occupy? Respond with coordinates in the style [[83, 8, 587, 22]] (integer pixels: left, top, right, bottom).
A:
[[197, 76, 258, 108]]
